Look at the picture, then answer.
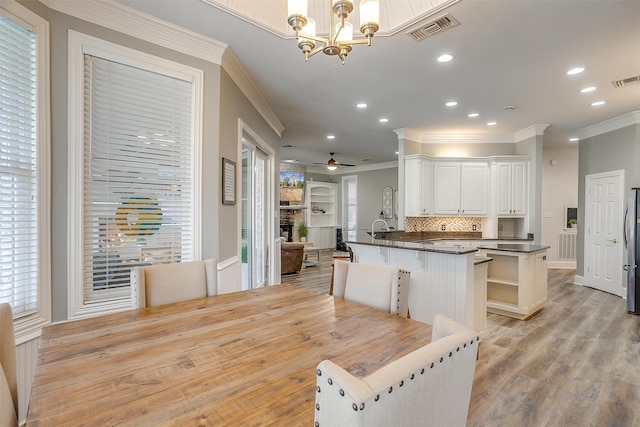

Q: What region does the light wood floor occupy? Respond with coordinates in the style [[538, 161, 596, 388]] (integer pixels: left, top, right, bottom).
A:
[[284, 250, 640, 426]]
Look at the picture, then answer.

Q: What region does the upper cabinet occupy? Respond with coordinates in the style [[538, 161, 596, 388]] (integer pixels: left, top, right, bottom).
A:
[[404, 156, 433, 216], [433, 162, 488, 216], [306, 182, 338, 227], [494, 161, 528, 217]]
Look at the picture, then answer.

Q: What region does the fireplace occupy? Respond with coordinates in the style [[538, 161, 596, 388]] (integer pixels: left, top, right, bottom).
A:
[[280, 224, 293, 242]]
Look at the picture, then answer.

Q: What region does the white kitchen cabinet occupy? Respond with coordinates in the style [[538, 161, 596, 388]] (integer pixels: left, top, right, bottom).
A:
[[404, 156, 432, 216], [494, 161, 528, 216], [308, 226, 336, 249], [433, 162, 488, 216]]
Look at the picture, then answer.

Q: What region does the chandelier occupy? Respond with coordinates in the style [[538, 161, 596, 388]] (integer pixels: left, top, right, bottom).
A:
[[287, 0, 380, 64]]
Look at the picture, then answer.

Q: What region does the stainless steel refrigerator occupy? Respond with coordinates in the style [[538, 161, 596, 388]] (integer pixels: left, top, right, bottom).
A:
[[625, 188, 640, 314]]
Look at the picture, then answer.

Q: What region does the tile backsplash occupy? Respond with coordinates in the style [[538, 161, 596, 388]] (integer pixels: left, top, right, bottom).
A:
[[406, 217, 482, 232]]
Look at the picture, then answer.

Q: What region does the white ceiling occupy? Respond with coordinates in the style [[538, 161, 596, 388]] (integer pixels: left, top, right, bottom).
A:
[[117, 0, 640, 169]]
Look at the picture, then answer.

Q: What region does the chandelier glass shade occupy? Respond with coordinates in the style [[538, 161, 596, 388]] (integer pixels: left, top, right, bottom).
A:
[[287, 0, 380, 63]]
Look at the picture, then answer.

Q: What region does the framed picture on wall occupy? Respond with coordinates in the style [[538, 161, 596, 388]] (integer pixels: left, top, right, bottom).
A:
[[222, 157, 236, 205]]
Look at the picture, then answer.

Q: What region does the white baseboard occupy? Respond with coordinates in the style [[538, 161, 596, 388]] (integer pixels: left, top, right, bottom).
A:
[[573, 275, 585, 286], [547, 261, 577, 269]]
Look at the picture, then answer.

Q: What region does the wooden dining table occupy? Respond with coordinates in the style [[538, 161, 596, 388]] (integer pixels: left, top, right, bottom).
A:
[[26, 284, 433, 426]]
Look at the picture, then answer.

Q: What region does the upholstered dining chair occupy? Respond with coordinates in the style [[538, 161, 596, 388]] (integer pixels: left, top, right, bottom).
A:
[[130, 259, 217, 308], [332, 260, 410, 318], [0, 303, 18, 427], [314, 314, 479, 427]]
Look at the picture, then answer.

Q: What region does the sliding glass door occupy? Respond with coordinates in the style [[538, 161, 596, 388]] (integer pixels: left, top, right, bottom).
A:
[[241, 138, 268, 290]]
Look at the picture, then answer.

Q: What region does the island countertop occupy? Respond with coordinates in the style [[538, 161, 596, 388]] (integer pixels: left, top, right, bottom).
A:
[[347, 238, 478, 255], [348, 231, 533, 255], [477, 243, 550, 253]]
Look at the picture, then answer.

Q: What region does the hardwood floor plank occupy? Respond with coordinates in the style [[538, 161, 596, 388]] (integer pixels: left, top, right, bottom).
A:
[[290, 256, 640, 426]]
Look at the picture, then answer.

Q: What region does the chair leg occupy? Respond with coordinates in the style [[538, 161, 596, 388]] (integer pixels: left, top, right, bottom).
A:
[[329, 264, 335, 295]]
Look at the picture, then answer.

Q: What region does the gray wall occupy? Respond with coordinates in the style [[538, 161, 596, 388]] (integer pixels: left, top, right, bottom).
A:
[[19, 1, 280, 321], [577, 124, 640, 276], [219, 69, 281, 260]]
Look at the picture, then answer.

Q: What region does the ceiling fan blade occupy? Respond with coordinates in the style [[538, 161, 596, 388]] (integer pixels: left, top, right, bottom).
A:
[[335, 162, 356, 167]]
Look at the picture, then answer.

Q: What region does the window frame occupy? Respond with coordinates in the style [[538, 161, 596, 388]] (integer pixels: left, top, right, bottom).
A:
[[0, 0, 51, 344], [67, 30, 203, 319]]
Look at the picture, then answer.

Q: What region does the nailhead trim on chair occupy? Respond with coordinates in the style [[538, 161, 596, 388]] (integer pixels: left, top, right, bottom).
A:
[[315, 337, 478, 416]]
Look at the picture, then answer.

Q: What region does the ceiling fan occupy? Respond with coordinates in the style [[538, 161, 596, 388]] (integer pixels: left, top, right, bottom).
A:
[[313, 153, 356, 171]]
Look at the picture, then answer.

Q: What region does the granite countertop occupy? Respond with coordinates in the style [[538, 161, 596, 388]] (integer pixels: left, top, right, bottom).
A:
[[478, 243, 550, 253], [347, 238, 478, 255], [348, 231, 535, 255]]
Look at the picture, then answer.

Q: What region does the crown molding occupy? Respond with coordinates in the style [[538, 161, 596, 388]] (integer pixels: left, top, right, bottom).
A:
[[396, 125, 551, 145], [514, 124, 549, 142], [576, 110, 640, 140], [222, 50, 284, 137], [41, 0, 284, 138], [42, 0, 227, 63]]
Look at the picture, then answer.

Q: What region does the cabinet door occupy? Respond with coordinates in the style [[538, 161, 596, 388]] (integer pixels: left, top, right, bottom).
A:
[[404, 159, 423, 216], [510, 162, 528, 216], [405, 158, 432, 216], [495, 163, 513, 216], [433, 163, 461, 214], [460, 163, 488, 215], [420, 161, 433, 215]]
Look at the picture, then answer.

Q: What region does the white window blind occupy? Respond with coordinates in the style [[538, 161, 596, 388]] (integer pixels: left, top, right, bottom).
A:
[[83, 54, 194, 304], [0, 14, 39, 317]]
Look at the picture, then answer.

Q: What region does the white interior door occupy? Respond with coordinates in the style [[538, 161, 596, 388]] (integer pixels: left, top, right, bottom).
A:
[[584, 170, 624, 296]]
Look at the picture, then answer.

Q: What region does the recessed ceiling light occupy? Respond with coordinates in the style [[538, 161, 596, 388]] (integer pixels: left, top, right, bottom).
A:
[[282, 159, 298, 163], [379, 118, 389, 123], [567, 67, 585, 75], [591, 101, 606, 106], [326, 135, 335, 140], [487, 121, 497, 126], [437, 54, 454, 63], [580, 86, 596, 93], [395, 151, 399, 155], [569, 137, 579, 142], [445, 101, 458, 107], [468, 113, 479, 118], [356, 103, 367, 108]]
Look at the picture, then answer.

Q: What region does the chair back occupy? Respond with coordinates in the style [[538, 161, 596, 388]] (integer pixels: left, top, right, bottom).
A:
[[332, 260, 410, 317], [0, 303, 17, 426], [131, 259, 217, 308], [314, 314, 479, 427]]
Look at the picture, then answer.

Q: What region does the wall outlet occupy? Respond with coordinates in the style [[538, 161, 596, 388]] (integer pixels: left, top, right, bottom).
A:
[[441, 224, 446, 231], [472, 224, 477, 231]]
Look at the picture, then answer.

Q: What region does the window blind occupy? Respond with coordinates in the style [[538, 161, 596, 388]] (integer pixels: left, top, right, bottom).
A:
[[83, 54, 194, 303], [0, 14, 39, 316]]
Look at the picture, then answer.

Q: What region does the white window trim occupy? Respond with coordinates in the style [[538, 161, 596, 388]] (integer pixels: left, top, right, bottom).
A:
[[67, 30, 203, 319], [1, 0, 52, 344]]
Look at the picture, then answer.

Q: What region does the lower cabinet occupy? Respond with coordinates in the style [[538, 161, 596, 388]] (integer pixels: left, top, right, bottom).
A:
[[479, 249, 547, 319], [309, 226, 336, 249]]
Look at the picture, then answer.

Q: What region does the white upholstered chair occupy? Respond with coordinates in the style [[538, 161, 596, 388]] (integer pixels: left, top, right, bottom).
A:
[[332, 260, 410, 318], [314, 314, 479, 427], [0, 303, 18, 427], [130, 259, 218, 308]]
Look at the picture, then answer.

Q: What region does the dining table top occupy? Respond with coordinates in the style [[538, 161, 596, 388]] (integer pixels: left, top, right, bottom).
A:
[[26, 284, 433, 426]]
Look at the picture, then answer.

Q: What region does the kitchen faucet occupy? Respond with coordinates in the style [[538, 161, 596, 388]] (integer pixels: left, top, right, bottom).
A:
[[371, 219, 389, 237]]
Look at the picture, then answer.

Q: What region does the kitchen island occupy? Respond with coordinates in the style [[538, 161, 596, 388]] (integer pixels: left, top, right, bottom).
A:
[[478, 243, 549, 319], [347, 238, 488, 333]]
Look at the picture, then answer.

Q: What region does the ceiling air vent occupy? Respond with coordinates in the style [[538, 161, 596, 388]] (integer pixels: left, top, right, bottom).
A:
[[406, 14, 460, 42], [612, 75, 640, 88]]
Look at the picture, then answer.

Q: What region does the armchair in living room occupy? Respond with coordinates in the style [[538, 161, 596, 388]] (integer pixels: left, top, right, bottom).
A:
[[281, 242, 304, 274]]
